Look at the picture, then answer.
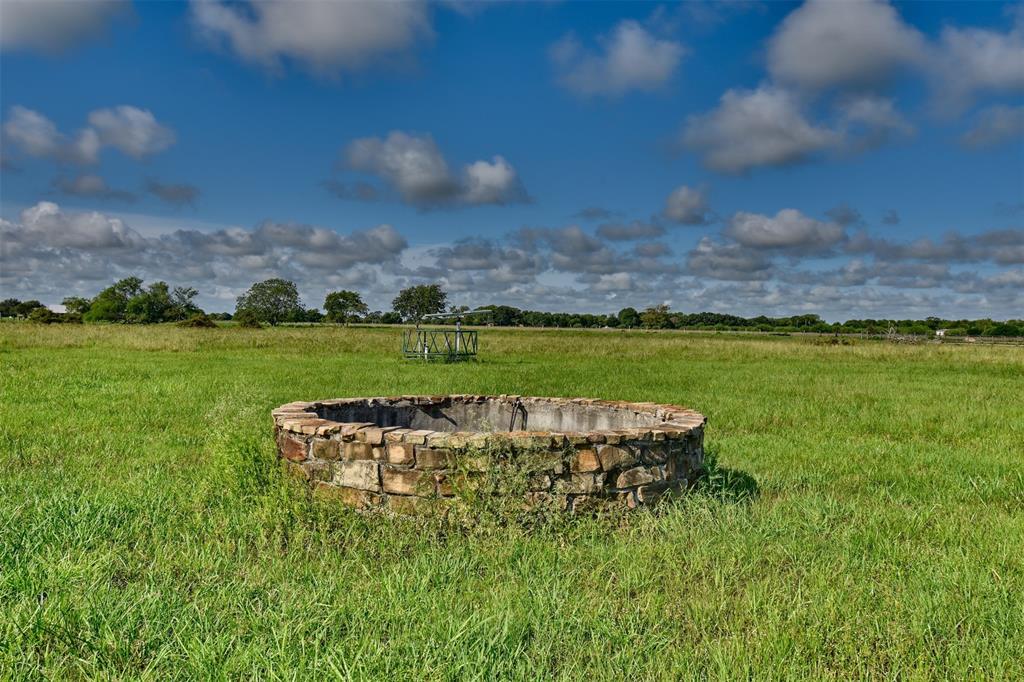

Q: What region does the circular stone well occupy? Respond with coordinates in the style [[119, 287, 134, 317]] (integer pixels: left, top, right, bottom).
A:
[[273, 395, 706, 513]]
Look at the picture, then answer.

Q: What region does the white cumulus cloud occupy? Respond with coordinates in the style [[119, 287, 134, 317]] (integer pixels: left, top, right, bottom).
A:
[[0, 0, 129, 54], [767, 0, 926, 92], [550, 19, 686, 97], [343, 131, 527, 208], [190, 0, 433, 76], [681, 86, 840, 173], [663, 185, 711, 225]]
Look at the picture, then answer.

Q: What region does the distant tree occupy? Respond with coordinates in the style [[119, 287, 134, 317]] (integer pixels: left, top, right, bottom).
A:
[[27, 307, 59, 324], [84, 276, 144, 323], [0, 298, 20, 317], [15, 300, 45, 318], [324, 290, 368, 323], [126, 281, 173, 323], [177, 313, 217, 328], [62, 296, 91, 315], [169, 286, 201, 320], [392, 284, 447, 322], [234, 309, 262, 328], [381, 311, 403, 324], [985, 323, 1022, 337], [640, 304, 672, 329], [617, 307, 640, 328], [235, 278, 302, 326]]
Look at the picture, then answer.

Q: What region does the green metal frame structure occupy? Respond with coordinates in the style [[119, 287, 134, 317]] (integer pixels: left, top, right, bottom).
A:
[[401, 327, 479, 362], [401, 308, 491, 362]]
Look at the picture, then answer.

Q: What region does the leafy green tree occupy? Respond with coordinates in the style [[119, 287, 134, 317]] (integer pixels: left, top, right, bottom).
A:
[[126, 281, 173, 323], [235, 278, 302, 326], [84, 277, 144, 323], [27, 307, 58, 324], [0, 298, 20, 317], [324, 290, 368, 323], [617, 307, 640, 328], [985, 323, 1022, 337], [391, 284, 447, 322], [169, 286, 201, 321], [62, 297, 91, 315], [640, 304, 672, 329], [15, 300, 45, 318], [234, 309, 263, 328]]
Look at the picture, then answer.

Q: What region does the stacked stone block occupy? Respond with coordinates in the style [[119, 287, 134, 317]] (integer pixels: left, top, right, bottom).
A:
[[273, 395, 706, 513]]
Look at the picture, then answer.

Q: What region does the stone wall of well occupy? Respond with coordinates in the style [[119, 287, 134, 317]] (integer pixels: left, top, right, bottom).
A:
[[272, 396, 706, 513]]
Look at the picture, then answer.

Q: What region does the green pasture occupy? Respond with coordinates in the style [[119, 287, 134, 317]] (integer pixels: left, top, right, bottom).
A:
[[1, 324, 1021, 679]]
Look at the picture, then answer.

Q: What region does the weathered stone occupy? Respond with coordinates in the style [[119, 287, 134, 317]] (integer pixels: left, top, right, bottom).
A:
[[435, 472, 483, 497], [416, 447, 452, 469], [615, 465, 661, 488], [311, 438, 341, 461], [567, 494, 608, 513], [636, 479, 685, 504], [342, 441, 373, 461], [527, 473, 552, 491], [455, 453, 489, 472], [313, 481, 382, 509], [597, 444, 636, 471], [382, 467, 432, 496], [333, 460, 380, 491], [405, 429, 433, 444], [273, 395, 707, 514], [570, 448, 601, 473], [553, 472, 605, 494], [388, 495, 434, 515], [384, 428, 413, 443], [386, 442, 415, 465], [357, 426, 400, 445], [302, 461, 333, 482], [277, 432, 308, 462], [641, 444, 669, 465]]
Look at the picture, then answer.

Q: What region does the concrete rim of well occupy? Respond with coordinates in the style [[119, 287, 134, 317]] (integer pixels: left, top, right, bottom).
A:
[[272, 395, 707, 446]]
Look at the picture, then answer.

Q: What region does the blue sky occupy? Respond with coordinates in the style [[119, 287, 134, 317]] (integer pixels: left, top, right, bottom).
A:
[[1, 0, 1021, 319]]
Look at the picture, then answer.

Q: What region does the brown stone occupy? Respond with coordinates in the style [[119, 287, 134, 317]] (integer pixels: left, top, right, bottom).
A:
[[357, 426, 400, 445], [455, 453, 489, 472], [570, 448, 601, 473], [615, 465, 662, 488], [386, 442, 415, 465], [382, 467, 432, 496], [416, 447, 452, 469], [311, 438, 341, 461], [388, 495, 434, 515], [435, 472, 483, 497], [303, 461, 333, 482], [641, 444, 669, 465], [553, 472, 605, 495], [333, 460, 380, 491], [277, 432, 308, 462], [313, 481, 382, 509], [342, 441, 374, 461], [527, 473, 552, 491], [636, 479, 685, 505], [597, 444, 636, 471]]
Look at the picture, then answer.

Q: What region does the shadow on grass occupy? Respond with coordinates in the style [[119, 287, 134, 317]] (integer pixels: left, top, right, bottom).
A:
[[693, 449, 759, 504]]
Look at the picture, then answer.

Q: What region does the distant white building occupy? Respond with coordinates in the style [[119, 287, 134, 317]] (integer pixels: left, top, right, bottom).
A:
[[935, 329, 947, 337]]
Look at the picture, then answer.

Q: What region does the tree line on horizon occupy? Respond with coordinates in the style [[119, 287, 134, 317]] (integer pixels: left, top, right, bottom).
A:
[[2, 275, 1022, 338]]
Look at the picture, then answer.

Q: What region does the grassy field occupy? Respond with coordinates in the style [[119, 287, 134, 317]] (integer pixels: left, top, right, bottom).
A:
[[1, 323, 1022, 679]]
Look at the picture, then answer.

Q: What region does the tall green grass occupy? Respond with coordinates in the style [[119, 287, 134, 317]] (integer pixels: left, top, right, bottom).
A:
[[1, 324, 1021, 679]]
